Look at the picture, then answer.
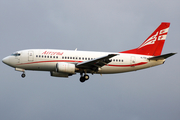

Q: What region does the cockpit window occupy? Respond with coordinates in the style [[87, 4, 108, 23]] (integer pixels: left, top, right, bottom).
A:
[[11, 53, 21, 56]]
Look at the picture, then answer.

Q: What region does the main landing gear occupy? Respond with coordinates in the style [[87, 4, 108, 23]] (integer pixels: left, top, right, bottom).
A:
[[80, 73, 89, 83]]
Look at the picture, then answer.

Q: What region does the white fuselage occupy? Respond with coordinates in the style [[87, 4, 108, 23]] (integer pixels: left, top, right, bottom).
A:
[[3, 49, 165, 74]]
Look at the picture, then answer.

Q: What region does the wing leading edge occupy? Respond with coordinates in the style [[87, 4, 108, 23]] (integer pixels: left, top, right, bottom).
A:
[[76, 54, 118, 70]]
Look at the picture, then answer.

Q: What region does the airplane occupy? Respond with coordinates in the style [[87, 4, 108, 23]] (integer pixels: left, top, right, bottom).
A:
[[2, 22, 176, 82]]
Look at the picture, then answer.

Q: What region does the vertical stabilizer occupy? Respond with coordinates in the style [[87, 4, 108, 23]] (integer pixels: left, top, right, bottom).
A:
[[120, 22, 170, 56]]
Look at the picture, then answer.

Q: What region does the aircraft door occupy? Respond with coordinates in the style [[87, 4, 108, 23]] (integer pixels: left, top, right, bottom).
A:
[[130, 56, 136, 67], [28, 51, 34, 61]]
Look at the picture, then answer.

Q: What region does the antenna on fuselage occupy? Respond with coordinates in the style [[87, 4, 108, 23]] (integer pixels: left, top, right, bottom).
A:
[[75, 48, 77, 51]]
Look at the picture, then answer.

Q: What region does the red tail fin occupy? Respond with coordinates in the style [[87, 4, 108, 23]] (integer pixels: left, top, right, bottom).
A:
[[120, 22, 170, 56]]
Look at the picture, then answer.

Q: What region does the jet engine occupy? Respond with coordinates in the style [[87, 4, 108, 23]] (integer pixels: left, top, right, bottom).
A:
[[50, 71, 69, 77], [56, 62, 75, 74]]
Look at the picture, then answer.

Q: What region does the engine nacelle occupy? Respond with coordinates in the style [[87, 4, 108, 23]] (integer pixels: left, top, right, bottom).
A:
[[56, 62, 75, 74], [50, 71, 69, 77]]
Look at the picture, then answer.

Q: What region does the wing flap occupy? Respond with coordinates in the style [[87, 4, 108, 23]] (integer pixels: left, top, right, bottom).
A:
[[76, 54, 118, 69]]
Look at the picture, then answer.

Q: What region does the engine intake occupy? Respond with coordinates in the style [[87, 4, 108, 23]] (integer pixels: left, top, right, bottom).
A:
[[56, 62, 75, 74]]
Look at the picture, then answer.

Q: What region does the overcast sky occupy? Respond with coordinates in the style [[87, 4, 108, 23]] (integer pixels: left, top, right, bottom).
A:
[[0, 0, 180, 120]]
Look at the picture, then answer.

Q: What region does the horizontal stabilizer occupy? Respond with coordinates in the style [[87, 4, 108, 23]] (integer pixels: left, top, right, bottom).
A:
[[148, 53, 177, 60]]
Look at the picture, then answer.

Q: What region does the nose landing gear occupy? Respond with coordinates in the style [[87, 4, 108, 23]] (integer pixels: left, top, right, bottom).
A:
[[21, 72, 26, 78], [15, 68, 26, 78]]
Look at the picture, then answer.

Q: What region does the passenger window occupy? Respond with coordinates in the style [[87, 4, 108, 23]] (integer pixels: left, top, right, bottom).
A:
[[39, 55, 41, 57], [36, 55, 38, 57], [47, 56, 49, 58], [53, 56, 55, 58], [88, 58, 90, 60], [50, 56, 52, 58], [56, 56, 58, 59], [70, 57, 72, 59], [85, 58, 87, 60], [82, 57, 84, 60], [45, 56, 46, 58], [79, 57, 81, 60]]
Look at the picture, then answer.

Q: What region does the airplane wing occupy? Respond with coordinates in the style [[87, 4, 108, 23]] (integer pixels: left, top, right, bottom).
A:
[[148, 53, 177, 60], [76, 54, 118, 71]]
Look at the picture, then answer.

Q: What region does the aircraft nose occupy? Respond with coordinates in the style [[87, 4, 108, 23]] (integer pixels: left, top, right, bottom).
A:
[[2, 56, 10, 65]]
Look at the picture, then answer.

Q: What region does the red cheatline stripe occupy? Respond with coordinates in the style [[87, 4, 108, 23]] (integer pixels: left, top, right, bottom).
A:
[[17, 60, 82, 65], [17, 60, 148, 67], [107, 62, 147, 67]]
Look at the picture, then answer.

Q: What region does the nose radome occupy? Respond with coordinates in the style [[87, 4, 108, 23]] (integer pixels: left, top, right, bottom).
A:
[[2, 56, 10, 65]]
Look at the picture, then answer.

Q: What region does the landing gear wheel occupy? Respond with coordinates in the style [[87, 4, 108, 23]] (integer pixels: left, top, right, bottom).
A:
[[21, 73, 26, 78], [84, 75, 89, 80], [80, 77, 85, 83], [79, 72, 90, 83]]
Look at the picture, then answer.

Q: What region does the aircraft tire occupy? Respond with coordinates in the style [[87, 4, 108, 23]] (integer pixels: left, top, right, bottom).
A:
[[84, 75, 89, 80], [80, 77, 85, 83], [21, 73, 26, 78]]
